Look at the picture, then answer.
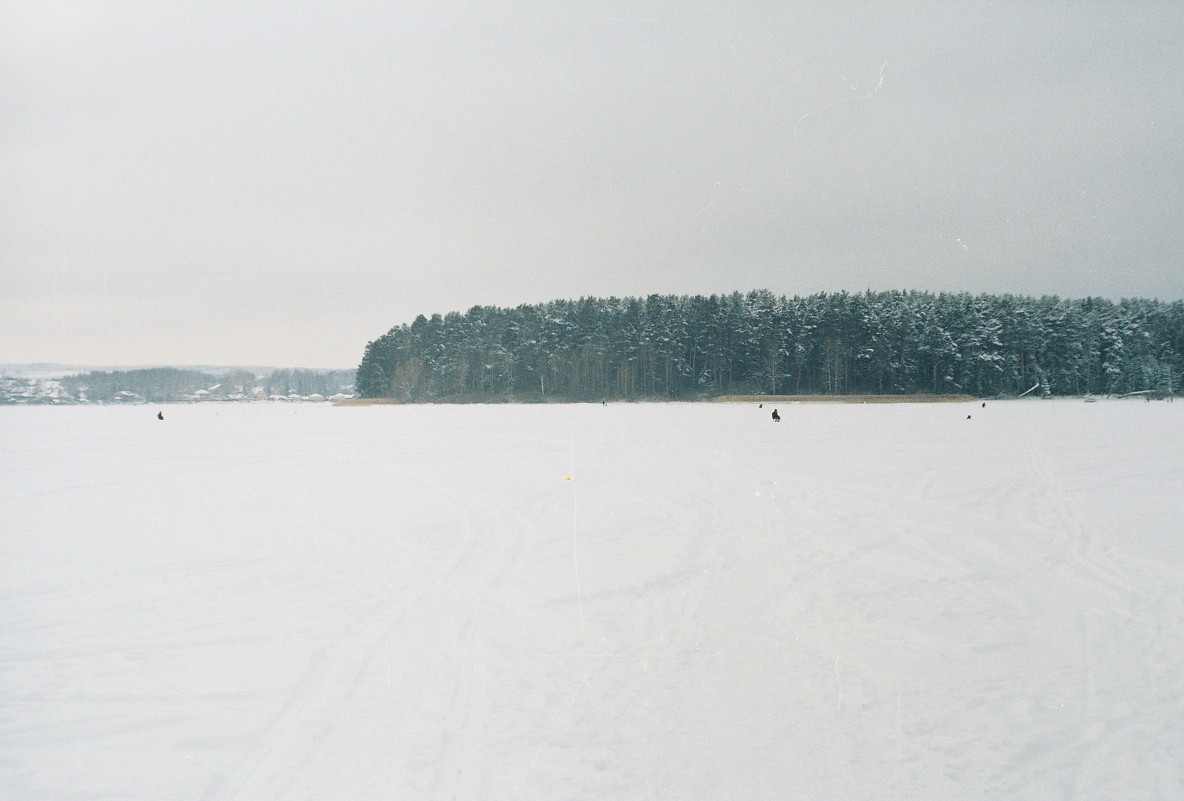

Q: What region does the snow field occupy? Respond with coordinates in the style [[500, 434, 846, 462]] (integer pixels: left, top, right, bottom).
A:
[[2, 400, 1183, 799]]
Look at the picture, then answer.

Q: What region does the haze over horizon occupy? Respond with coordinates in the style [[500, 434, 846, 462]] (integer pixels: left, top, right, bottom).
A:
[[4, 2, 1183, 368]]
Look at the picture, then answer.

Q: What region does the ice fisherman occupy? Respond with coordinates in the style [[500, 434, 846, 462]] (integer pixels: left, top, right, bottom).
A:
[[771, 408, 780, 422]]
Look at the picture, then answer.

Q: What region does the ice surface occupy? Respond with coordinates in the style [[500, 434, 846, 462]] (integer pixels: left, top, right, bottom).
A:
[[2, 400, 1183, 799]]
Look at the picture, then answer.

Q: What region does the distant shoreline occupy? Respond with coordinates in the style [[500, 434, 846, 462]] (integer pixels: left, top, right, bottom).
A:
[[715, 394, 977, 404], [336, 393, 983, 406]]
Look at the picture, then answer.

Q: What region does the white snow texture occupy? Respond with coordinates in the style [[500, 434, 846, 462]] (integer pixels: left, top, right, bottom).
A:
[[3, 400, 1182, 800]]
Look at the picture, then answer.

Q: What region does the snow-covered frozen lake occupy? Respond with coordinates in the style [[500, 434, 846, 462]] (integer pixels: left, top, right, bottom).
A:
[[3, 399, 1182, 800]]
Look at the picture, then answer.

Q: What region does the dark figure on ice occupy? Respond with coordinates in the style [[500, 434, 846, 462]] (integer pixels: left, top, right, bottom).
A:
[[771, 408, 780, 422], [157, 411, 164, 420]]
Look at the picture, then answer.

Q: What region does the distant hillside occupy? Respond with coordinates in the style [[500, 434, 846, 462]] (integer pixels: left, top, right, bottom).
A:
[[0, 367, 354, 405], [357, 290, 1184, 402]]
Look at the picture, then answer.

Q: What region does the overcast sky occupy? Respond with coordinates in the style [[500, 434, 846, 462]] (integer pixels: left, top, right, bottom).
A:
[[4, 1, 1183, 368]]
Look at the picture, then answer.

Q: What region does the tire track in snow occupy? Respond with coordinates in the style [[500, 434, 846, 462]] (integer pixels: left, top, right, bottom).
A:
[[200, 469, 485, 801], [202, 445, 543, 801], [418, 476, 537, 801], [1020, 438, 1184, 800]]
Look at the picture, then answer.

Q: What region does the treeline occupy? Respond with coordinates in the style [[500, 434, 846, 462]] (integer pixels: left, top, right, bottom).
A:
[[257, 369, 356, 398], [64, 368, 211, 402], [58, 367, 355, 403], [356, 291, 1184, 401]]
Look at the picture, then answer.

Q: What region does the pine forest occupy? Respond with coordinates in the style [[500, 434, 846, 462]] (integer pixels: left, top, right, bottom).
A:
[[355, 291, 1184, 402]]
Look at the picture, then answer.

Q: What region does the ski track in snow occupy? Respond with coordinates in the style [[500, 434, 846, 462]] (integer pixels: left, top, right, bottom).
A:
[[2, 400, 1183, 800]]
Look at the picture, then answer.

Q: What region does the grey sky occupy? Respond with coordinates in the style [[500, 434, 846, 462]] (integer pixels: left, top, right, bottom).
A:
[[4, 1, 1183, 368]]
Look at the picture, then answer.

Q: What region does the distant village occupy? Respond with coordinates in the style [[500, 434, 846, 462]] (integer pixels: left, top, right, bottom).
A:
[[0, 367, 355, 405]]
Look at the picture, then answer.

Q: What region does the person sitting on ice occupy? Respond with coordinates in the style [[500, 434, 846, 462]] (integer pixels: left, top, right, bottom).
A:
[[771, 408, 780, 422]]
